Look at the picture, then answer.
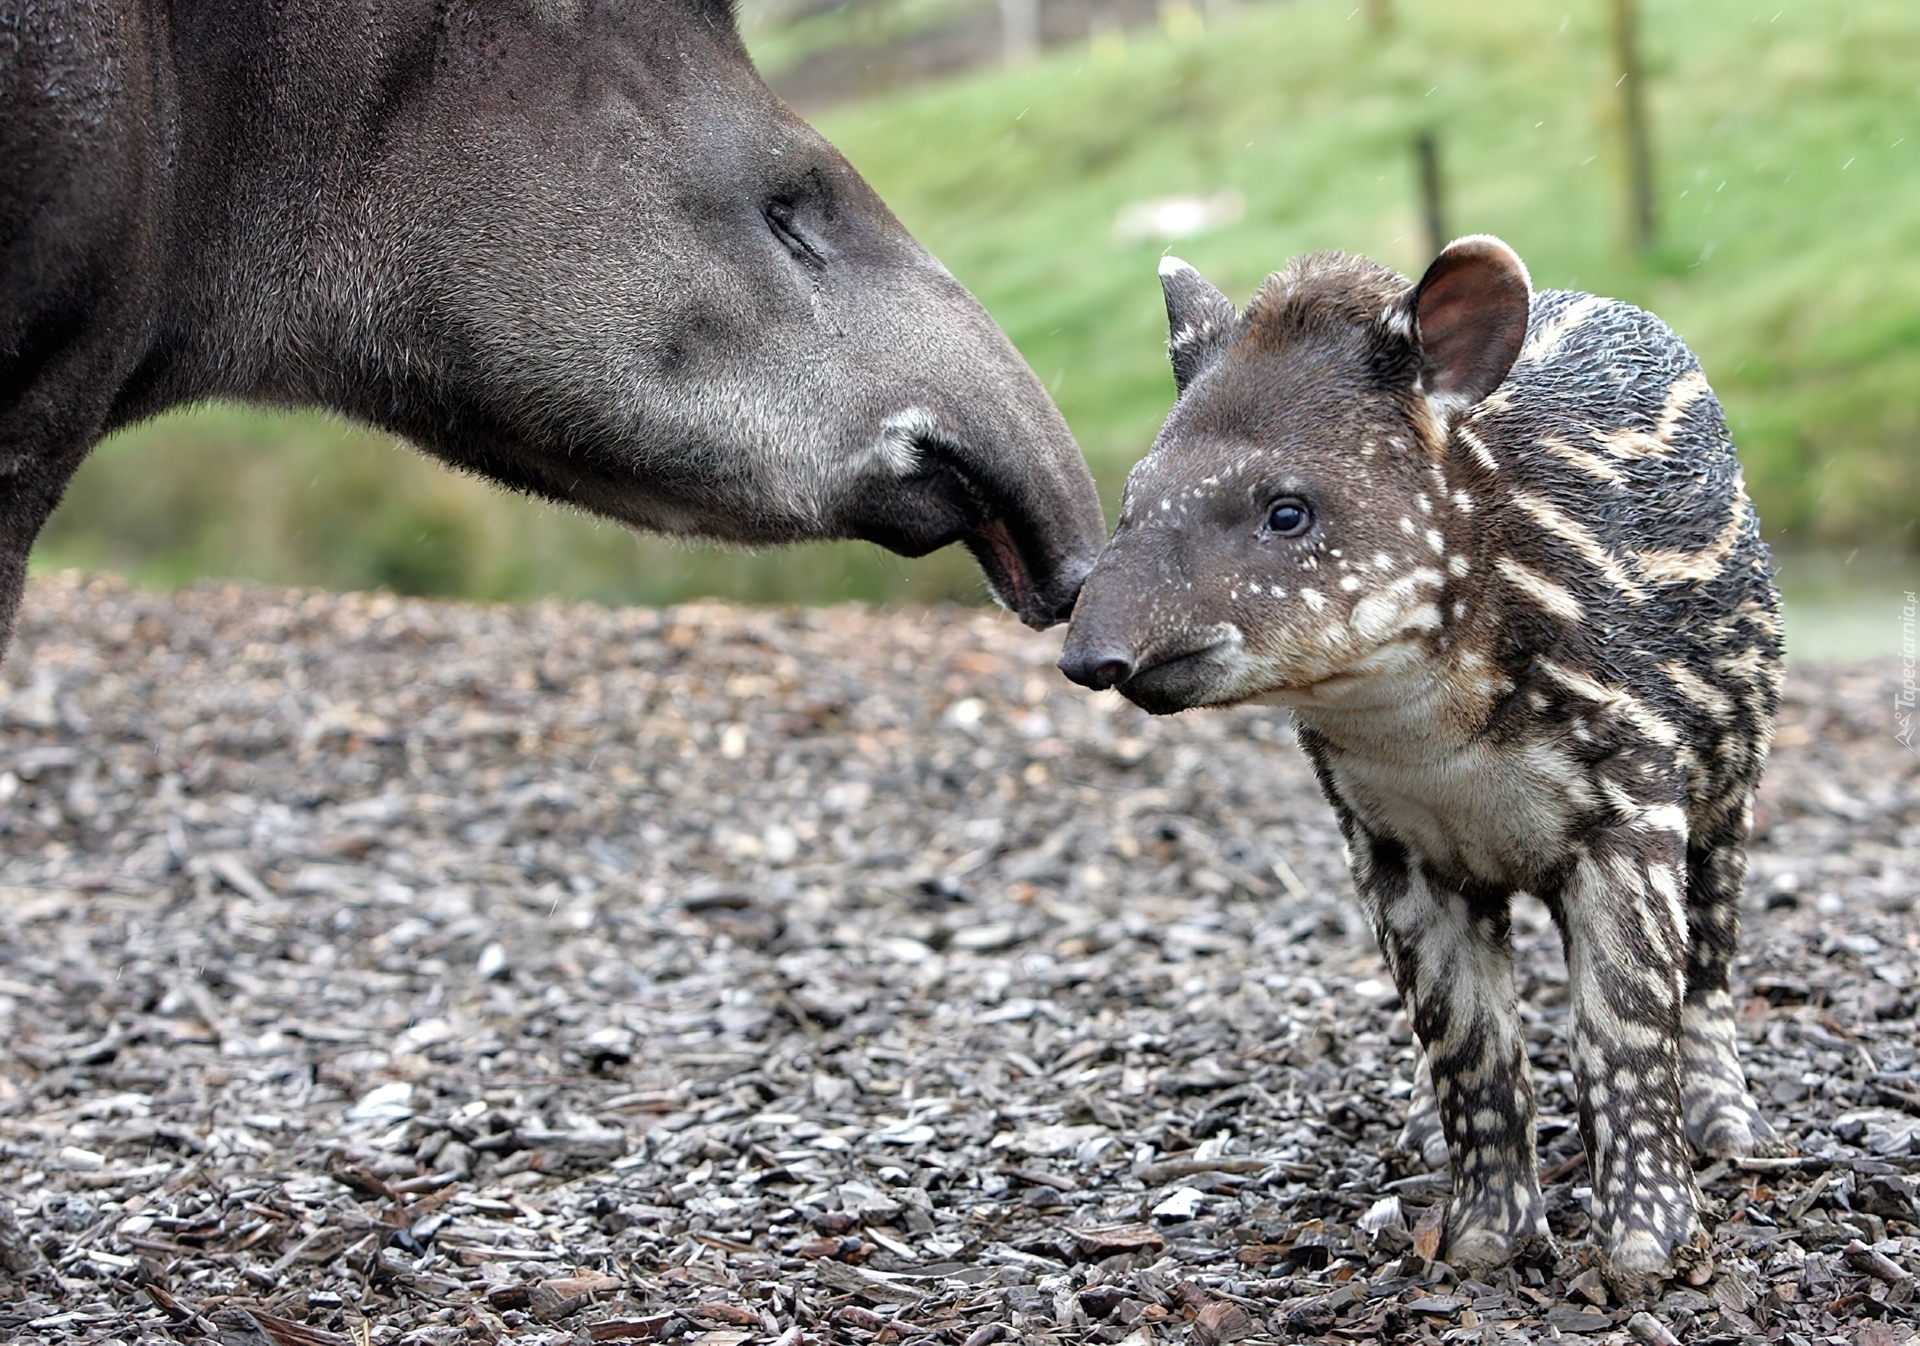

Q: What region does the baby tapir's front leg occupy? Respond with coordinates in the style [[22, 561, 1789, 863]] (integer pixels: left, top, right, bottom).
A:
[[1347, 826, 1547, 1266], [1551, 828, 1703, 1282]]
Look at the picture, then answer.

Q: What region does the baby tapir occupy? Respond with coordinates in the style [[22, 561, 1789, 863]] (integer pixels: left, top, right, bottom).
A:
[[1059, 236, 1781, 1283]]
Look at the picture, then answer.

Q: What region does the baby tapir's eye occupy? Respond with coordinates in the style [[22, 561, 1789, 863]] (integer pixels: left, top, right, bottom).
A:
[[1265, 497, 1313, 537]]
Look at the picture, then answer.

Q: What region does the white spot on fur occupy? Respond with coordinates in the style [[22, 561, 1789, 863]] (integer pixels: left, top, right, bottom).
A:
[[870, 408, 940, 476]]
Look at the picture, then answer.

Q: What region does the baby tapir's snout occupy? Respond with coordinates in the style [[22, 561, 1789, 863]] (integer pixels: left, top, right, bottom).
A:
[[1058, 530, 1172, 693], [1058, 530, 1252, 714], [1055, 622, 1135, 693]]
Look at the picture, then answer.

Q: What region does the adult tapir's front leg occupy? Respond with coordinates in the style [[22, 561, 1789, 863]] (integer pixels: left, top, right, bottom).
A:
[[1347, 825, 1546, 1266], [1552, 827, 1702, 1283], [0, 416, 105, 661]]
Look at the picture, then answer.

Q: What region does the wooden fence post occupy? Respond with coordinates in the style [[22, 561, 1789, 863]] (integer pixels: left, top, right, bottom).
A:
[[1610, 0, 1657, 249], [1415, 133, 1445, 259]]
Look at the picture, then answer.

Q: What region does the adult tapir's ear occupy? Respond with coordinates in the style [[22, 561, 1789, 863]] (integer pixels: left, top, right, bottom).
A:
[[1411, 235, 1531, 414], [1160, 257, 1238, 396]]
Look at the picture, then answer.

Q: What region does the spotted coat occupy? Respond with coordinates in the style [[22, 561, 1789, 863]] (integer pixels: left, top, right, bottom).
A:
[[1059, 237, 1781, 1285]]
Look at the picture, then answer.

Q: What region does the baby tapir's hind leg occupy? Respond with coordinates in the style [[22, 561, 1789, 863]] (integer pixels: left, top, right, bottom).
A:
[[1398, 1051, 1452, 1172], [1554, 833, 1700, 1281], [1681, 805, 1777, 1156], [1350, 828, 1545, 1266]]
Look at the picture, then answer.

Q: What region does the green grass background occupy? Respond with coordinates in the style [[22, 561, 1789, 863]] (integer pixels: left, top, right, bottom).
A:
[[34, 0, 1920, 634]]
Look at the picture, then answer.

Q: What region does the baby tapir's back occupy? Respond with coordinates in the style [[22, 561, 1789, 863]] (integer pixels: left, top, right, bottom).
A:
[[1463, 288, 1781, 829]]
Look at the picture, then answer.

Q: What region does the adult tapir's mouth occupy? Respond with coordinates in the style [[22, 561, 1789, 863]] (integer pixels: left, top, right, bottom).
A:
[[842, 437, 1092, 630], [962, 516, 1041, 622]]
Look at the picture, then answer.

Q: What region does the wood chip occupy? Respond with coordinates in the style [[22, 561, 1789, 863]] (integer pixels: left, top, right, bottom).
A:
[[1410, 1201, 1445, 1261]]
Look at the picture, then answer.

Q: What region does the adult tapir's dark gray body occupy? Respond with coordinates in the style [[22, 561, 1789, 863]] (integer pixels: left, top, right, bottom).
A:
[[0, 0, 1104, 648]]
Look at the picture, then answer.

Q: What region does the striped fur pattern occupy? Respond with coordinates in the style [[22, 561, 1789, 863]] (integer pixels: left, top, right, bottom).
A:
[[1058, 237, 1781, 1285]]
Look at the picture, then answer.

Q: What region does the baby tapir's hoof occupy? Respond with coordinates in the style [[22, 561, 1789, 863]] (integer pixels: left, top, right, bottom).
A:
[[1682, 1006, 1781, 1158], [1687, 1101, 1782, 1160], [1683, 1070, 1782, 1159], [1399, 1119, 1451, 1175], [1444, 1224, 1546, 1271], [1443, 1190, 1549, 1270], [1603, 1227, 1714, 1298], [1442, 1227, 1514, 1270], [1595, 1190, 1710, 1294]]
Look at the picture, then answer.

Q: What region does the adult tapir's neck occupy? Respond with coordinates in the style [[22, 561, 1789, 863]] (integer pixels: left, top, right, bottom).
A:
[[109, 0, 413, 423], [110, 0, 754, 428]]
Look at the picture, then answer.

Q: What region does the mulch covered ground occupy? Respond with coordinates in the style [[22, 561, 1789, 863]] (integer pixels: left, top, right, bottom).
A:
[[1, 571, 1917, 1346]]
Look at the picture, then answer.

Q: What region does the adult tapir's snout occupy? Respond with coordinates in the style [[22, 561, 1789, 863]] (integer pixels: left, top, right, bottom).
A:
[[825, 265, 1106, 628]]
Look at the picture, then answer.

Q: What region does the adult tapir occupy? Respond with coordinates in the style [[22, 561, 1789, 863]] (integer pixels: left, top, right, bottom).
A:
[[0, 0, 1105, 651]]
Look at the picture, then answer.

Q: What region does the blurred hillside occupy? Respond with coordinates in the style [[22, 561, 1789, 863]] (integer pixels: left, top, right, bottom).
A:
[[35, 0, 1920, 611], [738, 0, 1177, 109]]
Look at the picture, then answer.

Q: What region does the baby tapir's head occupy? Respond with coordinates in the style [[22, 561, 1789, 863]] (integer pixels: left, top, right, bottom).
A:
[[1059, 236, 1532, 714]]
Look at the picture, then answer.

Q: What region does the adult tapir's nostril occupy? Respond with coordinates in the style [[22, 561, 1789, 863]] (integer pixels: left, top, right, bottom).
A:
[[1058, 648, 1135, 691]]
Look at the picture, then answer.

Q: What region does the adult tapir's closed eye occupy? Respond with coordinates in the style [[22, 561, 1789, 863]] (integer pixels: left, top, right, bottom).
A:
[[764, 198, 824, 268], [1412, 234, 1532, 413], [764, 167, 834, 269]]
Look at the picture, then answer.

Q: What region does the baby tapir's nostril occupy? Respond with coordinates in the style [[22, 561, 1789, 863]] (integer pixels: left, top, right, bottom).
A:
[[1058, 648, 1135, 691]]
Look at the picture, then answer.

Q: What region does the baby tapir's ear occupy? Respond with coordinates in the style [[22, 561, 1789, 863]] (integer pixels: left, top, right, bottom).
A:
[[1411, 235, 1531, 414], [1160, 256, 1238, 395]]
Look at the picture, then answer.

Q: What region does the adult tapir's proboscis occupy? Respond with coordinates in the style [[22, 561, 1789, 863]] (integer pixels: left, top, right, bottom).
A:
[[0, 0, 1105, 643]]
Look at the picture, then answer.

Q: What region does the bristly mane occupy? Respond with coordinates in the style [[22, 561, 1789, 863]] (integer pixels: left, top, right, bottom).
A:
[[1243, 251, 1422, 392], [1244, 251, 1411, 346], [690, 0, 738, 26]]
